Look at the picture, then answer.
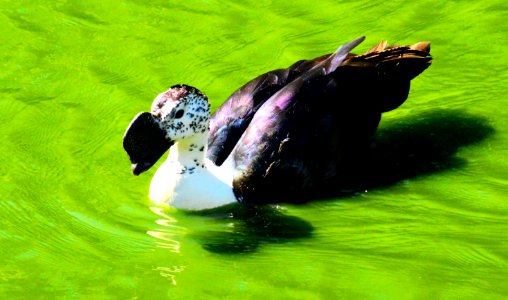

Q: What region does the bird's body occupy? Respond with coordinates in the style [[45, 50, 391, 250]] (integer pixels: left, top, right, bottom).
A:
[[123, 37, 432, 210]]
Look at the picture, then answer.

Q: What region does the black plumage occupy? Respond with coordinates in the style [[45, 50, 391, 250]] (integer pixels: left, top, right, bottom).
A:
[[205, 38, 431, 204]]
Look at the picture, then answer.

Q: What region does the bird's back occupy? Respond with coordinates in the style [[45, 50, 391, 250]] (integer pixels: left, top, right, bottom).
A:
[[224, 39, 432, 204]]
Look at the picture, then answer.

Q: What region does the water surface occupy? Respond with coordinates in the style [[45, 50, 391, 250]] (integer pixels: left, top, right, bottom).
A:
[[1, 0, 507, 298]]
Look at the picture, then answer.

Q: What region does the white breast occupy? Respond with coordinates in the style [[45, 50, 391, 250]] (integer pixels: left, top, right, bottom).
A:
[[149, 159, 237, 210]]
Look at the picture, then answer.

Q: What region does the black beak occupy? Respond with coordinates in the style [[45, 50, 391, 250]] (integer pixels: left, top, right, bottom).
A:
[[123, 112, 174, 175]]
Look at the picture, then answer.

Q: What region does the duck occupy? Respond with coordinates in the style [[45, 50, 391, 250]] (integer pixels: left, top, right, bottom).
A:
[[123, 37, 432, 210]]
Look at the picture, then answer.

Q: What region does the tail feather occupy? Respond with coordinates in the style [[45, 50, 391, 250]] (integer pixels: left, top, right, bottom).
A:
[[366, 40, 388, 53], [345, 41, 432, 80], [333, 40, 432, 112], [410, 41, 431, 52]]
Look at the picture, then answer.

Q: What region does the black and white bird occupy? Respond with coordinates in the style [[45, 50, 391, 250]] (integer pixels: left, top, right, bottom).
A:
[[123, 37, 432, 210]]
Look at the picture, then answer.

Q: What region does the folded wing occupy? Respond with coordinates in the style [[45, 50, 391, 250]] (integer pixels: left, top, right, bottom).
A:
[[229, 38, 431, 204]]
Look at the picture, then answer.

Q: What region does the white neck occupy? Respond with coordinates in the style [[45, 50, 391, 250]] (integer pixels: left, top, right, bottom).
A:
[[149, 130, 237, 210], [168, 132, 208, 171]]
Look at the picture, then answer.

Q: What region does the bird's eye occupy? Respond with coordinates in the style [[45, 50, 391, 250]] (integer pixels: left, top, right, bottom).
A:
[[174, 109, 184, 119]]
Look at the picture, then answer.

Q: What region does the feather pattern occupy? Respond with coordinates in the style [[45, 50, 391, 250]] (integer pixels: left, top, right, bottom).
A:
[[228, 38, 431, 203], [208, 38, 431, 166]]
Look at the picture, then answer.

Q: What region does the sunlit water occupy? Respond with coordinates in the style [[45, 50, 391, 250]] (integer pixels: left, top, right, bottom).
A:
[[1, 0, 507, 298]]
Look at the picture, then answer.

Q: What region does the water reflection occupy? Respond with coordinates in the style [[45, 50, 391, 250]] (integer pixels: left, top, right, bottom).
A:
[[153, 266, 186, 285], [189, 204, 314, 254], [147, 207, 188, 285], [146, 206, 187, 253], [321, 109, 495, 197]]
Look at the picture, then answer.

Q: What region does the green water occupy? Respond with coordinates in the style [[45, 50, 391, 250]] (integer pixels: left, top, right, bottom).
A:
[[1, 0, 507, 298]]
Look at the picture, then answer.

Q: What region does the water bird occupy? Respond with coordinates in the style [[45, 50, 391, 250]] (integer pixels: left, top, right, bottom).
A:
[[123, 37, 431, 210]]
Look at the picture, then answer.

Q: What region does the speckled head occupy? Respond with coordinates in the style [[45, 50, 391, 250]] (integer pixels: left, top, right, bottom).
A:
[[151, 84, 211, 141], [123, 84, 211, 175]]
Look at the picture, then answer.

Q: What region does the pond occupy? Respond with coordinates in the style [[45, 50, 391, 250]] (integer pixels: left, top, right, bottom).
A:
[[1, 0, 507, 298]]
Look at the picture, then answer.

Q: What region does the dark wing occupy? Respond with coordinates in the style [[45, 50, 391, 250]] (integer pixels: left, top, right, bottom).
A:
[[207, 40, 431, 166], [208, 45, 356, 166], [229, 37, 366, 203], [230, 39, 432, 204], [207, 69, 289, 166]]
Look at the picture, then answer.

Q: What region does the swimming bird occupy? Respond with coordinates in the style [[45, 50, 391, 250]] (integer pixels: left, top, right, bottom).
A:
[[123, 37, 431, 210]]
